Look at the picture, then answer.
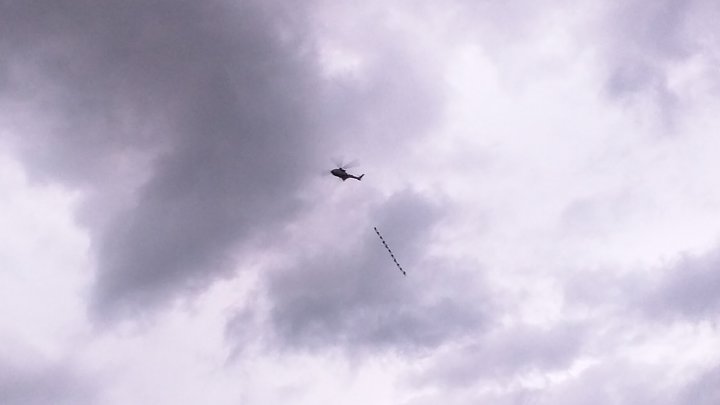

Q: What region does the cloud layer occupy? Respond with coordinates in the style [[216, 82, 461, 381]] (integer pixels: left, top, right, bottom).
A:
[[3, 0, 327, 319], [1, 0, 719, 404]]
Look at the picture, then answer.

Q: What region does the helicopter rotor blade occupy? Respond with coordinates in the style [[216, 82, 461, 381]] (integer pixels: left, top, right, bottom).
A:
[[331, 156, 345, 168], [342, 159, 359, 169], [331, 157, 359, 169]]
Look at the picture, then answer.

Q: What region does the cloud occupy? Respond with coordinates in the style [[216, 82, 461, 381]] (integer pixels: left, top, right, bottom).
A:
[[248, 189, 492, 354], [540, 359, 675, 405], [416, 322, 587, 387], [0, 356, 97, 405], [3, 1, 720, 403], [0, 0, 452, 322], [531, 360, 720, 405], [679, 365, 720, 405], [595, 0, 720, 124], [561, 235, 720, 323], [1, 0, 321, 319], [641, 248, 720, 320]]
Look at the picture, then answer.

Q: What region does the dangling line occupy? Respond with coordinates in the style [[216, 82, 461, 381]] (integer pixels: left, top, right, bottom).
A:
[[374, 227, 406, 276]]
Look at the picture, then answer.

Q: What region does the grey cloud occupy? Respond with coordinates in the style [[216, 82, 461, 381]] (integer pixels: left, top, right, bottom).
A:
[[606, 0, 693, 61], [601, 0, 692, 90], [316, 18, 447, 165], [326, 45, 443, 142], [0, 357, 97, 405], [1, 0, 449, 320], [597, 0, 720, 120], [1, 0, 322, 319], [415, 322, 587, 387], [450, 0, 717, 121], [420, 357, 719, 405], [446, 0, 570, 45], [539, 359, 674, 405], [563, 249, 720, 323], [542, 361, 720, 405], [641, 249, 720, 320], [82, 0, 319, 319], [0, 1, 317, 318], [560, 188, 648, 238], [246, 189, 491, 353], [562, 267, 639, 313], [679, 365, 720, 405]]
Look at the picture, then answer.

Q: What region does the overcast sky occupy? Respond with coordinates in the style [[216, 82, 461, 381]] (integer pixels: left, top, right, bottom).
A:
[[1, 0, 720, 404]]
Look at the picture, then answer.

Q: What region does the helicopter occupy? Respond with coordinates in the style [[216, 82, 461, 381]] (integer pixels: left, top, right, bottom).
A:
[[330, 166, 364, 181]]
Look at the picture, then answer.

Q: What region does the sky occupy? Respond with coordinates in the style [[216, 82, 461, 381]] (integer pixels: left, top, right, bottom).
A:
[[1, 0, 720, 403]]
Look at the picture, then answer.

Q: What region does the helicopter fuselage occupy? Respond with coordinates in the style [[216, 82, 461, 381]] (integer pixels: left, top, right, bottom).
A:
[[331, 168, 364, 181]]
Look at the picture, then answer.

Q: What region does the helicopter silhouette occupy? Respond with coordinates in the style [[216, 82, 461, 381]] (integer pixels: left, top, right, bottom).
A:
[[330, 166, 364, 181], [329, 158, 364, 181]]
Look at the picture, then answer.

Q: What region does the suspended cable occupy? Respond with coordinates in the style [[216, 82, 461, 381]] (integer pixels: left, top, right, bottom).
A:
[[373, 226, 406, 276]]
